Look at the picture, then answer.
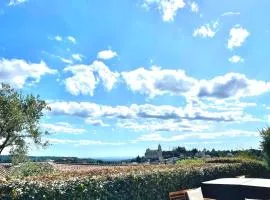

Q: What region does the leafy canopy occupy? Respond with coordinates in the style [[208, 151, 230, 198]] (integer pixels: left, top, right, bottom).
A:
[[260, 127, 270, 167], [0, 83, 50, 156]]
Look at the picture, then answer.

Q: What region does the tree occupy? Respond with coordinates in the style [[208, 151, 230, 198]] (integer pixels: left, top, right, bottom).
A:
[[136, 155, 142, 163], [0, 83, 50, 156], [260, 127, 270, 167]]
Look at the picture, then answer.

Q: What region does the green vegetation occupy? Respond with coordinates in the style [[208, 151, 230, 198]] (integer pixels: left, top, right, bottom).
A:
[[260, 127, 270, 167], [176, 158, 205, 166], [0, 83, 50, 159], [9, 162, 57, 179], [0, 158, 268, 200]]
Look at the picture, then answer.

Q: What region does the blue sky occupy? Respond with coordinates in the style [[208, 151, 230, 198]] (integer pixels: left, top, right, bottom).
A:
[[1, 0, 270, 158]]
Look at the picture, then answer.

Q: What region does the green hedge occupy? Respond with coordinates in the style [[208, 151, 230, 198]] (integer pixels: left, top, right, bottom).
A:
[[0, 160, 268, 200]]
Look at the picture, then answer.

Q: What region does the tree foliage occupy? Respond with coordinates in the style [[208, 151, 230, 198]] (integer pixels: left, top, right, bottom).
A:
[[0, 83, 49, 156], [260, 126, 270, 167]]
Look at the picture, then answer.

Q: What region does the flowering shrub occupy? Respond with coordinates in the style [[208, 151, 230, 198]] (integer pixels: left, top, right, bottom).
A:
[[0, 159, 268, 200], [9, 162, 57, 179]]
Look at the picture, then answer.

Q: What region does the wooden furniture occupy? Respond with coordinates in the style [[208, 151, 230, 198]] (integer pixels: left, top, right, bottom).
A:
[[169, 190, 188, 200], [169, 188, 213, 200], [201, 178, 270, 200]]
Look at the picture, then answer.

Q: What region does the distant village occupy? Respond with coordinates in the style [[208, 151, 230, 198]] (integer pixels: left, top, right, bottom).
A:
[[0, 145, 262, 165], [128, 144, 263, 165]]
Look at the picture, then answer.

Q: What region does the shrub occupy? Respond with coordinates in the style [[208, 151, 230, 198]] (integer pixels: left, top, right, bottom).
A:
[[176, 158, 205, 166], [0, 160, 268, 200], [9, 162, 57, 179], [260, 127, 270, 167]]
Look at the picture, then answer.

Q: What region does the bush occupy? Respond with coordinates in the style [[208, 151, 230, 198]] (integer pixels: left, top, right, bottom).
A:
[[176, 158, 205, 166], [9, 162, 57, 179], [0, 160, 268, 200], [260, 127, 270, 167]]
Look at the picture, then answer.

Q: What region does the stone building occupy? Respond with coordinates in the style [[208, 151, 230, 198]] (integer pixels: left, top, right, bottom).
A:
[[145, 144, 163, 161]]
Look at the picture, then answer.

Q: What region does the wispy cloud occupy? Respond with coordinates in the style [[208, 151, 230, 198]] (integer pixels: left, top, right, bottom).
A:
[[135, 130, 258, 142], [72, 54, 84, 62], [8, 0, 27, 6], [222, 12, 240, 17], [47, 138, 127, 146], [42, 122, 86, 134], [67, 36, 76, 44]]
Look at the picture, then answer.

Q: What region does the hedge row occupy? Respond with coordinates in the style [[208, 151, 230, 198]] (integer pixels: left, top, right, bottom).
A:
[[0, 160, 268, 200]]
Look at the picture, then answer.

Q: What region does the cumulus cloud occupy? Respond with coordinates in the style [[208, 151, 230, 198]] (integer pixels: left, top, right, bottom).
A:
[[193, 21, 219, 38], [198, 73, 270, 99], [190, 1, 199, 13], [48, 101, 251, 123], [228, 25, 250, 49], [85, 118, 109, 127], [121, 66, 270, 100], [8, 0, 27, 6], [0, 58, 57, 88], [64, 60, 119, 96], [97, 50, 117, 60], [42, 122, 86, 134], [121, 66, 197, 98], [228, 55, 244, 63], [143, 0, 185, 22]]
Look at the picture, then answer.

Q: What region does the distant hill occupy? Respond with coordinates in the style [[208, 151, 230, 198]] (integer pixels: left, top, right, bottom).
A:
[[0, 155, 133, 164]]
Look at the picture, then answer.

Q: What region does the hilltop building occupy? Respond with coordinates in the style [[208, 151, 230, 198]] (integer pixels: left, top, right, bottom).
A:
[[145, 144, 163, 161]]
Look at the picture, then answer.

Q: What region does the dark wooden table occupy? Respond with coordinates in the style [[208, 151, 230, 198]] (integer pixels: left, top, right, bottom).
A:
[[201, 178, 270, 200]]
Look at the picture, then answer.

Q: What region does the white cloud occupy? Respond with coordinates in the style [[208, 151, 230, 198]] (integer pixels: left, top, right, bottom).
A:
[[42, 122, 86, 134], [190, 1, 199, 13], [54, 35, 62, 42], [222, 12, 240, 17], [0, 58, 57, 88], [41, 51, 73, 64], [228, 25, 250, 49], [48, 101, 252, 123], [47, 138, 126, 146], [117, 119, 210, 132], [135, 130, 258, 142], [8, 0, 27, 6], [193, 21, 219, 38], [97, 50, 118, 60], [228, 55, 244, 63], [72, 54, 83, 62], [60, 57, 73, 64], [67, 36, 76, 44], [143, 0, 185, 22], [121, 66, 197, 98], [64, 60, 119, 96], [198, 73, 270, 99], [85, 118, 109, 127], [121, 66, 270, 100]]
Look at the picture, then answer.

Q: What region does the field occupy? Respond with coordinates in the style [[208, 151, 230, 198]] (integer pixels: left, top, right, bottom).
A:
[[0, 158, 268, 200]]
